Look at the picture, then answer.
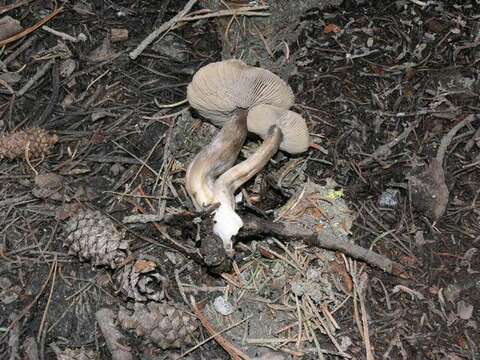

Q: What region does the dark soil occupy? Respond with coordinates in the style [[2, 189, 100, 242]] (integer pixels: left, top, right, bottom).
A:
[[0, 1, 479, 359]]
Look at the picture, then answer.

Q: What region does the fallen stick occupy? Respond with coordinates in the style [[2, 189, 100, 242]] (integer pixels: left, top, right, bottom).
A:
[[239, 214, 407, 277], [408, 114, 477, 220], [180, 7, 270, 22], [436, 114, 476, 164], [17, 59, 54, 97], [0, 0, 32, 15], [129, 0, 197, 60], [126, 204, 405, 276]]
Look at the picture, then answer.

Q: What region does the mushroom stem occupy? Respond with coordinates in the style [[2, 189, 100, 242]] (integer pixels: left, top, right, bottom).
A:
[[212, 125, 283, 251], [185, 110, 248, 210]]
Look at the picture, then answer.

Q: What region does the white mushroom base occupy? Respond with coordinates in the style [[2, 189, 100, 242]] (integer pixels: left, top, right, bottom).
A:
[[213, 202, 243, 254]]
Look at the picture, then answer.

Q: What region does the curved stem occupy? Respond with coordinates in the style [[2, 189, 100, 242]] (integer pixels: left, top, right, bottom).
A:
[[215, 125, 283, 202], [212, 126, 283, 251], [185, 110, 247, 210]]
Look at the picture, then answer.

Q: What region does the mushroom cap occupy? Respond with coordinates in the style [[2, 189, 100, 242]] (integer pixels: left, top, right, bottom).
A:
[[247, 104, 310, 154], [187, 59, 294, 127]]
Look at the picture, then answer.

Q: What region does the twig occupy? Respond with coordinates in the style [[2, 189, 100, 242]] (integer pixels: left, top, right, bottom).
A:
[[36, 257, 58, 343], [154, 97, 188, 108], [179, 7, 270, 22], [436, 114, 476, 164], [0, 259, 56, 344], [129, 0, 197, 60], [408, 0, 428, 6], [190, 298, 251, 360], [8, 313, 20, 360], [0, 0, 32, 15], [23, 337, 39, 360], [0, 5, 63, 46], [41, 25, 82, 42], [464, 125, 480, 152], [122, 213, 166, 224], [17, 60, 54, 97], [305, 296, 349, 358], [240, 214, 407, 277], [365, 109, 455, 117], [179, 310, 251, 359], [359, 120, 418, 167], [357, 273, 374, 360], [3, 35, 37, 66], [36, 62, 59, 126]]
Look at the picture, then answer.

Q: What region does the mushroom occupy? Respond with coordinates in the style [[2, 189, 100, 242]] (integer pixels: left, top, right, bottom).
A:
[[185, 60, 294, 209], [211, 104, 310, 252]]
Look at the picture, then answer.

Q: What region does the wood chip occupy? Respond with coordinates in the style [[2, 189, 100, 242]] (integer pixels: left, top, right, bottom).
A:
[[111, 28, 128, 43]]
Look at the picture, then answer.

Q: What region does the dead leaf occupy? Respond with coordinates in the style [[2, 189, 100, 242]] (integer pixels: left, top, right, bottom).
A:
[[0, 16, 22, 41], [35, 172, 64, 189], [329, 256, 353, 294], [408, 159, 449, 220], [324, 23, 341, 33], [133, 260, 157, 273]]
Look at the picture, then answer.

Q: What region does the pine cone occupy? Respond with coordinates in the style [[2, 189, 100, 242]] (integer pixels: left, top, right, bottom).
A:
[[115, 259, 167, 302], [118, 302, 199, 350], [0, 128, 58, 160], [63, 209, 129, 269]]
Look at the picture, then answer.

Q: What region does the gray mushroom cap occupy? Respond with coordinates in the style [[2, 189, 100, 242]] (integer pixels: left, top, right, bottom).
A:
[[247, 104, 310, 154], [187, 59, 294, 127]]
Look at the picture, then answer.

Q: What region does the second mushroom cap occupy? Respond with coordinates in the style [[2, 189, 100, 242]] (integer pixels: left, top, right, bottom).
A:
[[247, 104, 310, 154]]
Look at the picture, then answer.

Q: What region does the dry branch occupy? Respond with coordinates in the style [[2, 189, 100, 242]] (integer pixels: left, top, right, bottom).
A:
[[129, 0, 197, 60], [436, 114, 476, 164], [240, 214, 407, 277]]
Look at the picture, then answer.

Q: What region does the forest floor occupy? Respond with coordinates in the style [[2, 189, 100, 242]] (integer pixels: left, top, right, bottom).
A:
[[0, 1, 479, 359]]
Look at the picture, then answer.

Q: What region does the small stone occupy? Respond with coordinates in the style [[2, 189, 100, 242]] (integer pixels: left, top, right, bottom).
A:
[[340, 336, 353, 351], [110, 163, 124, 176], [35, 172, 63, 189], [378, 188, 400, 208], [77, 33, 87, 42], [213, 296, 234, 316], [415, 230, 426, 246], [290, 282, 305, 297], [457, 300, 473, 320]]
